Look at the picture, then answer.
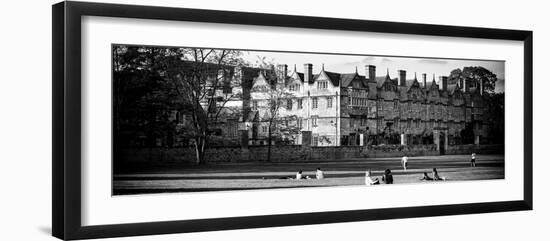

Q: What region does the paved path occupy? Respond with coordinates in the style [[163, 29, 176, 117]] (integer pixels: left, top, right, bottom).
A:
[[113, 154, 504, 195]]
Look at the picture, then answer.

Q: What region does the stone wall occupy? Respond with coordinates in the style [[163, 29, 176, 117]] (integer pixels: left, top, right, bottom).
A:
[[117, 144, 503, 166], [362, 144, 439, 158], [445, 144, 504, 155]]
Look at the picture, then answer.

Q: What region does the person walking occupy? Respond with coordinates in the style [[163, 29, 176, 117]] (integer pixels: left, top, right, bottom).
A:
[[401, 155, 409, 171], [470, 153, 476, 167]]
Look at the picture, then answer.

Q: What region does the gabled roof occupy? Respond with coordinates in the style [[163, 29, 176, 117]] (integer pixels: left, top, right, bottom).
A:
[[296, 72, 304, 82], [320, 70, 341, 86], [407, 81, 421, 92], [289, 71, 305, 83], [251, 71, 270, 88], [376, 75, 397, 87], [340, 73, 368, 88], [340, 73, 358, 87]]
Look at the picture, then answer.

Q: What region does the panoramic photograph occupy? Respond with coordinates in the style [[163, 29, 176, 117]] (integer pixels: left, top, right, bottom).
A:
[[111, 44, 505, 195]]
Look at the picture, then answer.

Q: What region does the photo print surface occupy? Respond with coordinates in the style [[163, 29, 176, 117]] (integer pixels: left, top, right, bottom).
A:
[[112, 45, 505, 195]]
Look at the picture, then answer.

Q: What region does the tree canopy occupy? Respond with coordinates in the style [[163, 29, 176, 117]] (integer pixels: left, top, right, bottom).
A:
[[113, 45, 248, 165], [448, 66, 498, 94]]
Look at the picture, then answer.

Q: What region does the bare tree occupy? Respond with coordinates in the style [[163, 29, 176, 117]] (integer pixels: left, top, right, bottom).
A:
[[163, 48, 245, 165], [253, 59, 297, 162], [265, 87, 291, 161]]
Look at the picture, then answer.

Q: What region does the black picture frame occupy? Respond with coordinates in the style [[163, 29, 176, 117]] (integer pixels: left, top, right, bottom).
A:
[[52, 1, 533, 240]]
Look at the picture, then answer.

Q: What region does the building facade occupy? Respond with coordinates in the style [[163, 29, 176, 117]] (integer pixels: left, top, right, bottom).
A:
[[246, 63, 489, 150], [153, 62, 490, 150]]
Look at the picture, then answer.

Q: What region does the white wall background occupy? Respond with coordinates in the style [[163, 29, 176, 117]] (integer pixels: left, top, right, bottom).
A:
[[0, 0, 546, 240]]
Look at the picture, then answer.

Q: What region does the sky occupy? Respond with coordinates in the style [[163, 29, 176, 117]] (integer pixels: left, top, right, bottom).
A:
[[241, 50, 505, 93]]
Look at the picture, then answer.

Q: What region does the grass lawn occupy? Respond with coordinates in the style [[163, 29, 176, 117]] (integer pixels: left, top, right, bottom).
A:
[[113, 154, 504, 195]]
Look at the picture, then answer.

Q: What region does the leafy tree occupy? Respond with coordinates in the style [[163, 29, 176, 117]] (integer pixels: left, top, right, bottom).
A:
[[448, 66, 498, 94], [113, 46, 247, 165], [484, 93, 505, 144], [460, 122, 475, 144], [112, 45, 179, 150]]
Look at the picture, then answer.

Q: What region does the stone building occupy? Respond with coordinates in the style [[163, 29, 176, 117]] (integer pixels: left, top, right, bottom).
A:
[[246, 63, 489, 152], [156, 61, 490, 152]]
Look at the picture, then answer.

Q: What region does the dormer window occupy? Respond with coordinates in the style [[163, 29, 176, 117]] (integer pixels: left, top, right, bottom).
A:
[[318, 81, 328, 89], [289, 84, 300, 91]]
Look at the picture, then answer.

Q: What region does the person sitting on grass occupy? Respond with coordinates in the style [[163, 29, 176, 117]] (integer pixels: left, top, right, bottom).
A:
[[432, 168, 446, 181], [296, 170, 303, 180], [381, 169, 394, 184], [316, 168, 324, 180], [365, 170, 380, 186], [420, 172, 433, 181], [295, 170, 311, 180]]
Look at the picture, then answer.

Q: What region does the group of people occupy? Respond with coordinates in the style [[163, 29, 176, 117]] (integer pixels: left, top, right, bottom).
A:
[[294, 168, 324, 180], [420, 168, 446, 181], [365, 169, 393, 185], [289, 153, 477, 183]]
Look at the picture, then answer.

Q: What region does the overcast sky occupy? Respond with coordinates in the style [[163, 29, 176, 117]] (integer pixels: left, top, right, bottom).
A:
[[241, 50, 505, 93]]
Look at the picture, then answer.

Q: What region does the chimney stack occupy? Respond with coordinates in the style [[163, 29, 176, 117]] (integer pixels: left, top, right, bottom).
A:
[[439, 76, 448, 91], [277, 64, 287, 83], [398, 70, 406, 86], [422, 73, 427, 87], [366, 65, 376, 82], [304, 63, 313, 83]]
